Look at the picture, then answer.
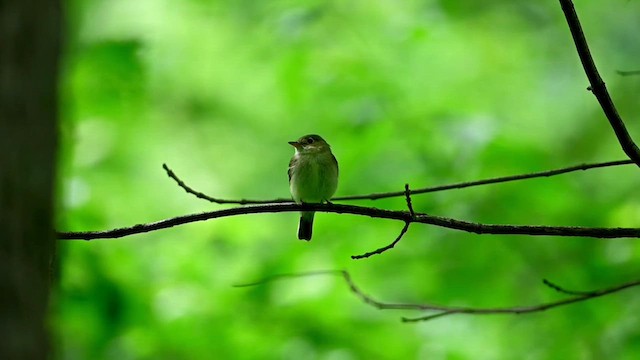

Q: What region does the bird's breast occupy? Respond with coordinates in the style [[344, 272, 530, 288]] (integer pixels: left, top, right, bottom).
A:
[[289, 153, 338, 203]]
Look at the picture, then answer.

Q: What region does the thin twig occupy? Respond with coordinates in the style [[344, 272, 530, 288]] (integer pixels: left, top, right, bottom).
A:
[[162, 164, 291, 204], [542, 278, 598, 296], [351, 184, 417, 259], [337, 159, 633, 201], [616, 70, 640, 77], [404, 277, 640, 322], [236, 270, 640, 323], [404, 183, 415, 218], [559, 0, 640, 167], [351, 222, 411, 260], [164, 160, 634, 205], [57, 202, 640, 240]]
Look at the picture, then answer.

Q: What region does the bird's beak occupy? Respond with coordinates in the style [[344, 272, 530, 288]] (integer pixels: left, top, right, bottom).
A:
[[288, 141, 300, 148]]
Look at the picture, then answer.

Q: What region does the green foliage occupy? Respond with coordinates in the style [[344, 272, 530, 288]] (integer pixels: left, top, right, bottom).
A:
[[57, 0, 640, 359]]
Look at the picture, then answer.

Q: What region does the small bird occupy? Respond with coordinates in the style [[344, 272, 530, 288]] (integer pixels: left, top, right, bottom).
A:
[[288, 134, 339, 241]]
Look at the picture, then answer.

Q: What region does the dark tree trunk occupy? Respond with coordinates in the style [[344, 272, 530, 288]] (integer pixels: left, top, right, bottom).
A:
[[0, 1, 61, 358]]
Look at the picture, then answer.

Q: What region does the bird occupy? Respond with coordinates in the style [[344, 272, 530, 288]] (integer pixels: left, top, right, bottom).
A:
[[288, 134, 339, 241]]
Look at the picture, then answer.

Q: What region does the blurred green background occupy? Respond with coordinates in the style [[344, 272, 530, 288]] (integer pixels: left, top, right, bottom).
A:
[[56, 0, 640, 359]]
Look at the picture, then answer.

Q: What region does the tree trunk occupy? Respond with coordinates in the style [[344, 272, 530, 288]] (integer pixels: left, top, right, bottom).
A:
[[0, 1, 61, 358]]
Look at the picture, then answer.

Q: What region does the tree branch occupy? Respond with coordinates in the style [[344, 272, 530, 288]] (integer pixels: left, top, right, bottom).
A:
[[162, 164, 290, 204], [402, 277, 640, 323], [351, 222, 410, 260], [339, 159, 633, 201], [57, 202, 640, 240], [236, 270, 640, 323], [403, 183, 416, 218], [164, 159, 634, 205], [559, 0, 640, 167], [542, 278, 597, 296]]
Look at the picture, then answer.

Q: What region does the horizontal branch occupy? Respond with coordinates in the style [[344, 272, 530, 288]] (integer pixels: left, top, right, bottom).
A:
[[164, 159, 634, 205], [57, 202, 640, 240], [616, 70, 640, 77], [236, 270, 640, 323], [403, 276, 640, 322], [336, 159, 634, 201]]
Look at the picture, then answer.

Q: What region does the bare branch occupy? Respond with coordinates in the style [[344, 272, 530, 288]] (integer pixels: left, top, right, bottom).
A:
[[164, 160, 634, 205], [351, 222, 411, 260], [559, 0, 640, 167], [351, 184, 416, 259], [57, 202, 640, 240], [616, 70, 640, 77], [542, 278, 597, 296], [403, 277, 640, 323], [162, 163, 291, 204], [337, 159, 633, 201], [237, 270, 640, 323], [404, 183, 415, 218]]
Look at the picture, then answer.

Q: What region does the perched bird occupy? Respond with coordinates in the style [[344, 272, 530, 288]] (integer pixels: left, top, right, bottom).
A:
[[288, 134, 339, 241]]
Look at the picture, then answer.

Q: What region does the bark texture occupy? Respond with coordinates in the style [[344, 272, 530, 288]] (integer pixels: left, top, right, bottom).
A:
[[0, 1, 61, 358]]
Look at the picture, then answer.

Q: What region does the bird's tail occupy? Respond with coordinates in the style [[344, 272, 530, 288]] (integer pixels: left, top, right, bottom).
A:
[[298, 211, 315, 241]]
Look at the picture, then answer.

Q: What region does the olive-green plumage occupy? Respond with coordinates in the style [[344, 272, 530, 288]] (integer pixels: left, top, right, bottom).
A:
[[288, 134, 339, 241]]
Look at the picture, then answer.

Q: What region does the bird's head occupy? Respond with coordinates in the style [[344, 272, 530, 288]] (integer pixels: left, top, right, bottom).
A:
[[288, 134, 331, 154]]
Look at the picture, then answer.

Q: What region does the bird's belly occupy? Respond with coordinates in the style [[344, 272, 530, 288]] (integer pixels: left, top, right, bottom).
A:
[[290, 158, 337, 203]]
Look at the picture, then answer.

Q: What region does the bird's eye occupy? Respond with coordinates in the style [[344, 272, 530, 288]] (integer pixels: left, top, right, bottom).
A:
[[307, 137, 315, 144]]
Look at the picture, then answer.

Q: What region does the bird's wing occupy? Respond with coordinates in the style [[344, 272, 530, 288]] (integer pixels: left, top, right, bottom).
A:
[[288, 156, 296, 182]]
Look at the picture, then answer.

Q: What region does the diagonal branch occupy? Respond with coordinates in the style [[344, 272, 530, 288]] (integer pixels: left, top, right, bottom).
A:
[[542, 278, 598, 296], [351, 222, 410, 260], [351, 184, 416, 259], [559, 0, 640, 167], [162, 164, 290, 204], [401, 274, 640, 322], [164, 159, 634, 205], [57, 202, 640, 240]]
